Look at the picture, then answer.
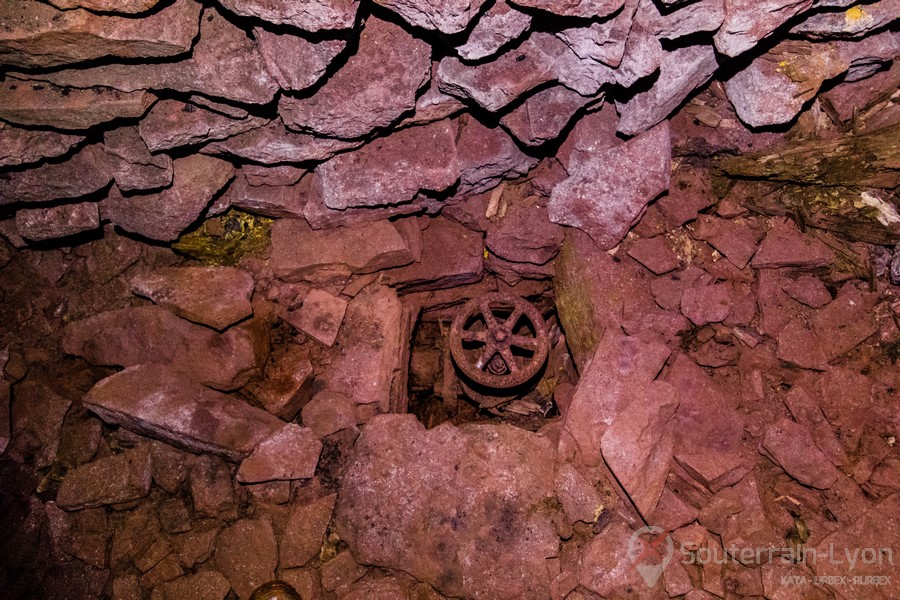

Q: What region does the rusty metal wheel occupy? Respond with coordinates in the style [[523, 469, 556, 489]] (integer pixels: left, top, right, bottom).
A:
[[449, 292, 550, 390]]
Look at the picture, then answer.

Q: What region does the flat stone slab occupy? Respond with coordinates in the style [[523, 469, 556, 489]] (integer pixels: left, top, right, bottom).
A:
[[281, 288, 347, 347], [129, 266, 254, 331], [317, 119, 460, 210], [138, 99, 267, 152], [374, 0, 489, 34], [0, 145, 113, 207], [16, 202, 100, 242], [236, 424, 322, 483], [549, 121, 671, 249], [336, 414, 559, 600], [279, 16, 430, 140], [0, 0, 200, 69], [83, 364, 285, 461], [217, 0, 358, 31], [57, 447, 153, 510], [104, 126, 174, 192], [25, 8, 278, 105], [270, 219, 414, 281], [0, 122, 83, 168], [63, 305, 264, 390], [103, 154, 234, 242]]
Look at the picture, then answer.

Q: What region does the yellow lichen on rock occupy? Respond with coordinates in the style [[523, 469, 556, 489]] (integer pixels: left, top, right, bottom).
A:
[[172, 209, 273, 266]]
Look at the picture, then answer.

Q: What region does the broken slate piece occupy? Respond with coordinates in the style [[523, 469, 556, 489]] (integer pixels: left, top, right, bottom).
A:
[[751, 218, 834, 269], [317, 120, 459, 210], [103, 126, 173, 192], [253, 28, 347, 93], [761, 418, 840, 489], [270, 219, 414, 280], [456, 1, 532, 61], [138, 99, 268, 152], [15, 203, 100, 242], [248, 346, 314, 421], [237, 424, 322, 483], [281, 288, 348, 347], [56, 447, 153, 510], [279, 16, 431, 139], [129, 266, 254, 331], [373, 0, 489, 34], [0, 122, 83, 168], [217, 0, 359, 31], [627, 236, 681, 275], [83, 365, 284, 461], [549, 121, 671, 249]]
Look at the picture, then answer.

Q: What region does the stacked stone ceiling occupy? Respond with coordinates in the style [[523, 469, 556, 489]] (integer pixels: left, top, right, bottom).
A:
[[0, 0, 897, 246]]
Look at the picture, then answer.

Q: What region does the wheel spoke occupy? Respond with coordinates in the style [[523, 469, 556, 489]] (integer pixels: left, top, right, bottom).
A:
[[478, 298, 499, 330], [475, 344, 497, 369], [505, 307, 523, 330], [500, 347, 518, 373], [509, 334, 539, 350]]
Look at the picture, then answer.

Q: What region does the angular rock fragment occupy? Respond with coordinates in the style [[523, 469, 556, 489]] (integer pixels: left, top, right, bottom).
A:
[[237, 424, 322, 482], [64, 306, 265, 390], [761, 419, 840, 488], [501, 86, 595, 146], [456, 1, 532, 61], [317, 120, 459, 209], [725, 33, 899, 127], [383, 218, 484, 292], [149, 571, 232, 600], [555, 0, 639, 68], [244, 164, 306, 187], [104, 126, 173, 192], [84, 365, 284, 461], [616, 44, 718, 135], [781, 275, 832, 308], [453, 118, 536, 197], [485, 196, 564, 265], [399, 70, 467, 128], [0, 79, 155, 130], [282, 288, 347, 347], [776, 283, 877, 369], [138, 100, 268, 152], [549, 121, 671, 248], [0, 123, 83, 169], [0, 145, 112, 207], [271, 219, 414, 280], [715, 0, 815, 57], [189, 456, 235, 517], [792, 1, 897, 40], [627, 236, 681, 275], [248, 346, 313, 421], [0, 0, 201, 69], [217, 0, 359, 31], [202, 120, 363, 164], [751, 217, 834, 269], [48, 0, 161, 11], [28, 8, 279, 105], [301, 391, 357, 438], [57, 447, 153, 510], [280, 494, 337, 569], [555, 462, 603, 525], [579, 519, 669, 597], [253, 28, 346, 92], [674, 451, 747, 493], [437, 37, 558, 112], [215, 517, 278, 600], [639, 0, 726, 40], [336, 414, 559, 600], [510, 0, 625, 19], [601, 382, 679, 519], [613, 22, 663, 88], [279, 17, 431, 139], [15, 203, 100, 242], [373, 0, 488, 34], [103, 155, 234, 242], [556, 104, 620, 169], [319, 286, 412, 413], [8, 380, 72, 469], [129, 266, 254, 331], [218, 170, 307, 218], [690, 214, 763, 269]]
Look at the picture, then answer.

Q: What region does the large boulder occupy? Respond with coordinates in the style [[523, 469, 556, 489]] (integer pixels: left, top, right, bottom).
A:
[[336, 414, 559, 600]]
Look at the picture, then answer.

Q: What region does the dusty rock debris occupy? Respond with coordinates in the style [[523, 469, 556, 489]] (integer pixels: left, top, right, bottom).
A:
[[0, 1, 899, 600]]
